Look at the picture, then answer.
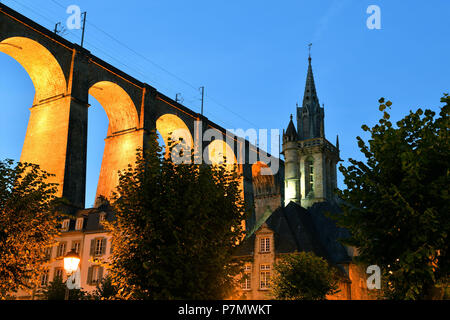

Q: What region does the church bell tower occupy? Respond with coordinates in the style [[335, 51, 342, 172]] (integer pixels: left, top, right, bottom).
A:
[[282, 55, 340, 208]]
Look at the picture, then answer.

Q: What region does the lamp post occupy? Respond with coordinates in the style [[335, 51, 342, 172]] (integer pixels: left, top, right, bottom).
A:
[[63, 249, 80, 300]]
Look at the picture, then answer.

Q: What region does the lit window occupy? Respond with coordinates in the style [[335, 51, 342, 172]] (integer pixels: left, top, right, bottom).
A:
[[40, 270, 49, 287], [92, 238, 106, 256], [54, 268, 64, 281], [43, 246, 52, 260], [95, 239, 102, 255], [72, 241, 81, 254], [61, 219, 70, 231], [241, 265, 252, 290], [75, 218, 83, 231], [260, 264, 271, 290], [89, 265, 104, 285], [260, 237, 271, 253], [56, 242, 66, 257], [99, 212, 106, 223]]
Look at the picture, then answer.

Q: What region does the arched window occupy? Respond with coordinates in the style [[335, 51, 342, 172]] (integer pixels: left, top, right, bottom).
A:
[[309, 161, 314, 192], [305, 158, 314, 196]]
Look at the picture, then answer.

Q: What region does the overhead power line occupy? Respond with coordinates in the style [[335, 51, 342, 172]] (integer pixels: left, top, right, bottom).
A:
[[48, 0, 259, 128], [10, 0, 261, 130]]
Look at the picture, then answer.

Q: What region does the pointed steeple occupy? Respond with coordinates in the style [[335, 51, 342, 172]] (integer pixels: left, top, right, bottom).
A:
[[297, 55, 324, 140], [285, 114, 298, 141], [302, 56, 320, 112], [284, 49, 341, 209]]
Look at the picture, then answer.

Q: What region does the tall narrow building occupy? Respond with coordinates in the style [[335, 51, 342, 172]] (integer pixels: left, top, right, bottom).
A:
[[282, 56, 340, 208]]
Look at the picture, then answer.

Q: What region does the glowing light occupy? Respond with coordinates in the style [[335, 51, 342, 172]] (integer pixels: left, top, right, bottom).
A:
[[63, 249, 80, 275]]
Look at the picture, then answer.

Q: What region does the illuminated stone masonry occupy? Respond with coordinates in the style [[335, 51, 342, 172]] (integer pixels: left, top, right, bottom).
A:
[[2, 3, 370, 301], [282, 56, 340, 209], [0, 3, 283, 227], [231, 57, 371, 301]]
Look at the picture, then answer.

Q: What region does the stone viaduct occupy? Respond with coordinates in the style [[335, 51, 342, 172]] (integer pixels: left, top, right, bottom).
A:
[[0, 4, 284, 228]]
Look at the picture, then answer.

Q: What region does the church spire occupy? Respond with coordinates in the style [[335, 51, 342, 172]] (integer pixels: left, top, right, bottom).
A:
[[284, 49, 340, 209], [302, 55, 320, 112], [284, 114, 298, 141], [297, 54, 324, 140]]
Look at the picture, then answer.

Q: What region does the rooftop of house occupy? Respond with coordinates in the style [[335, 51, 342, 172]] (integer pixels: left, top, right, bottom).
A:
[[59, 203, 115, 233], [234, 201, 352, 266]]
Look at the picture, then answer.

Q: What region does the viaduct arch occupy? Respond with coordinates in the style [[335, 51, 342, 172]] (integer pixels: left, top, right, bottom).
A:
[[0, 4, 283, 229]]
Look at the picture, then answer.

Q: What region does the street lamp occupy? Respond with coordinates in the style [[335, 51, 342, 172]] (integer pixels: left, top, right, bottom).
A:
[[63, 249, 80, 300]]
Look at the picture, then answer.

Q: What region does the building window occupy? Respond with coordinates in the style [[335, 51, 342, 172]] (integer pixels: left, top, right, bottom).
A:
[[260, 237, 271, 253], [91, 238, 106, 256], [99, 212, 106, 223], [95, 239, 104, 256], [305, 159, 314, 195], [241, 265, 252, 290], [40, 270, 49, 287], [61, 219, 70, 232], [260, 264, 271, 290], [54, 268, 64, 281], [75, 218, 83, 231], [309, 161, 314, 192], [56, 242, 66, 257], [88, 265, 104, 285], [43, 246, 52, 261], [72, 241, 81, 254]]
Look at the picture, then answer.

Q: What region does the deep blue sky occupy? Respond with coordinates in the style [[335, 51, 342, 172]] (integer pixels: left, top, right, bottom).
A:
[[1, 0, 449, 207]]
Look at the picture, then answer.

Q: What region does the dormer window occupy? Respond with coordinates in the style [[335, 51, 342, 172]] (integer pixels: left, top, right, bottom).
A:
[[75, 218, 83, 231], [61, 219, 70, 231], [99, 212, 106, 223], [260, 237, 271, 253]]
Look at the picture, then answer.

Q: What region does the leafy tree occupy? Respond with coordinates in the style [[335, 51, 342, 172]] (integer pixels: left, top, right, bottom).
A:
[[0, 160, 60, 299], [90, 276, 118, 300], [106, 132, 246, 299], [336, 95, 449, 299], [271, 252, 339, 300], [40, 275, 86, 300]]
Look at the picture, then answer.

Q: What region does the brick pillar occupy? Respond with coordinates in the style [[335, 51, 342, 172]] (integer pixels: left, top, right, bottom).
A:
[[20, 95, 88, 208], [95, 128, 146, 205]]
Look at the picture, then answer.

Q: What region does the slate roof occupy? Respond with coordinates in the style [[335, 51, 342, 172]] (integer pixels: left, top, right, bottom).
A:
[[285, 117, 298, 140], [60, 204, 115, 233], [307, 201, 351, 264], [234, 201, 351, 265], [302, 56, 320, 112]]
